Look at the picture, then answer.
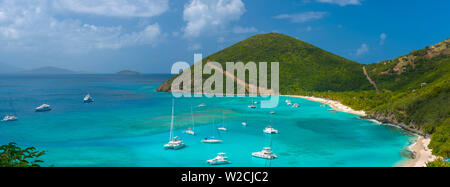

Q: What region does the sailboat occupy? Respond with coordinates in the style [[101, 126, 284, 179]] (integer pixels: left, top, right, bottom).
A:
[[248, 98, 256, 109], [201, 119, 223, 144], [3, 98, 18, 122], [184, 106, 196, 135], [164, 98, 186, 150], [253, 115, 277, 160], [218, 111, 227, 131], [263, 113, 278, 134]]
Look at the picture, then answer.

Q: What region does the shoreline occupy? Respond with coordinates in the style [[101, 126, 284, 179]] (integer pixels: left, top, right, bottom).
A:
[[398, 136, 436, 167], [284, 95, 366, 116], [284, 94, 435, 167]]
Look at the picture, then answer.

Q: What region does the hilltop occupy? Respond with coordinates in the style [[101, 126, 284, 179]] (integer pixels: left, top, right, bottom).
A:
[[157, 33, 372, 93]]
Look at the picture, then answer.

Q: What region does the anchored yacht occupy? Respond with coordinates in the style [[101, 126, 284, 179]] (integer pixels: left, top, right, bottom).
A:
[[164, 136, 186, 150], [263, 126, 279, 134], [183, 106, 196, 135], [184, 128, 195, 135], [164, 99, 186, 150], [218, 127, 227, 131], [83, 94, 94, 103], [201, 137, 223, 144], [2, 115, 18, 122], [252, 147, 277, 160], [35, 104, 51, 112], [207, 153, 231, 165]]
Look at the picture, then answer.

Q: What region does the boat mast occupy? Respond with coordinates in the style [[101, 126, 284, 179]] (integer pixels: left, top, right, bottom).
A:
[[269, 114, 274, 167], [191, 106, 195, 131], [169, 98, 175, 142]]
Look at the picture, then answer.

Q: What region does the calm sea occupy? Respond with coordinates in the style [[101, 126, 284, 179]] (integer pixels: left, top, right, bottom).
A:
[[0, 74, 415, 167]]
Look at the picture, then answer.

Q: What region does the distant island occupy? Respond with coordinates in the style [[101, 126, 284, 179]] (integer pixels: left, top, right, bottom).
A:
[[117, 70, 140, 75]]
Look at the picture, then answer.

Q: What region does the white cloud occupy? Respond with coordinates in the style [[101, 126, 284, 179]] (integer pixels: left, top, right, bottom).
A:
[[274, 12, 328, 23], [53, 0, 169, 18], [0, 0, 163, 53], [183, 0, 246, 38], [355, 43, 369, 56], [380, 33, 387, 46], [233, 26, 258, 34], [316, 0, 362, 6]]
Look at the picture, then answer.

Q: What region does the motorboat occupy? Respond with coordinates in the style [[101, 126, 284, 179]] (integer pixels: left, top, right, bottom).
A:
[[35, 104, 51, 112], [184, 128, 195, 135], [292, 103, 299, 108], [207, 153, 231, 165], [248, 104, 256, 109], [164, 136, 186, 150], [242, 122, 247, 126], [263, 126, 279, 134], [218, 127, 227, 131], [2, 115, 18, 122], [201, 137, 223, 144], [252, 147, 277, 160], [83, 94, 94, 103], [270, 110, 276, 114]]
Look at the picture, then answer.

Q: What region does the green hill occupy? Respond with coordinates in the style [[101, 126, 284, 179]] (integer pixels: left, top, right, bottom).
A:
[[157, 33, 372, 93]]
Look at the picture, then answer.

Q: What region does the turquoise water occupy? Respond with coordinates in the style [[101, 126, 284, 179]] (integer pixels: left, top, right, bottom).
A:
[[0, 74, 415, 167]]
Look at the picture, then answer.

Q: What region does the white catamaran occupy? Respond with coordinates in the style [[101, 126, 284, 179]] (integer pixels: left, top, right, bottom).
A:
[[164, 99, 186, 150], [253, 116, 278, 160]]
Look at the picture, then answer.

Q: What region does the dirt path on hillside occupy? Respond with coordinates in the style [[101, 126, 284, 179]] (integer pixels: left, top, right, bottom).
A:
[[363, 66, 380, 92], [206, 63, 272, 95]]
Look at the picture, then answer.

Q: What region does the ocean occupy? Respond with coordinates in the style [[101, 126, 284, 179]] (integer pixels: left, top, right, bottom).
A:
[[0, 74, 415, 167]]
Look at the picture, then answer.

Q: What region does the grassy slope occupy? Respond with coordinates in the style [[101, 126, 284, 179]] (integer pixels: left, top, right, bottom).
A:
[[318, 39, 450, 157], [158, 33, 371, 93]]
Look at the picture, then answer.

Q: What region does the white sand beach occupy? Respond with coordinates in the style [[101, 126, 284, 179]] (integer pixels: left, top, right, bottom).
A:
[[400, 136, 436, 167], [285, 95, 366, 116]]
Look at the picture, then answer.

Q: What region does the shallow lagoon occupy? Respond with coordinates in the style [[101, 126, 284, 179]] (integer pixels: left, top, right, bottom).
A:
[[0, 74, 415, 167]]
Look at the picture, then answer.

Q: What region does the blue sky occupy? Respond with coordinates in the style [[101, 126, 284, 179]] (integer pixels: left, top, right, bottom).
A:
[[0, 0, 449, 73]]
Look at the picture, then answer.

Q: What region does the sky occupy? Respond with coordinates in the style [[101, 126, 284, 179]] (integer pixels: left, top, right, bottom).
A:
[[0, 0, 449, 73]]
